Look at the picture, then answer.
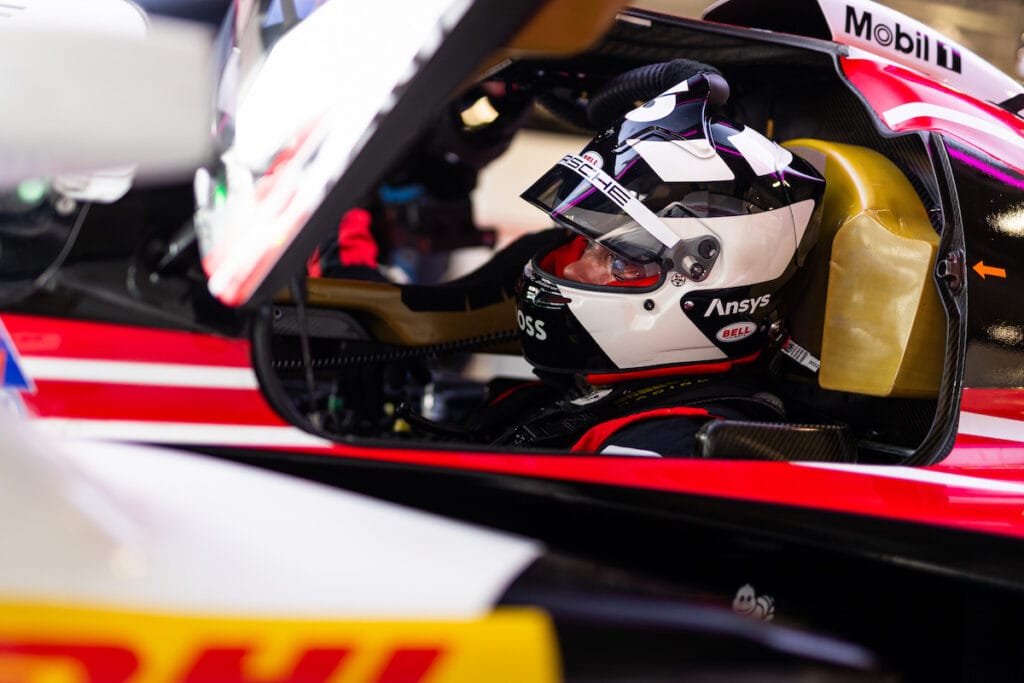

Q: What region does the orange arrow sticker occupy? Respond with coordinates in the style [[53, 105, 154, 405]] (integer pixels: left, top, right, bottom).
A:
[[973, 261, 1007, 279]]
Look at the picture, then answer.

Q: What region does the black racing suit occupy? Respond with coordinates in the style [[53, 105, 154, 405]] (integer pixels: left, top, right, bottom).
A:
[[469, 375, 787, 457]]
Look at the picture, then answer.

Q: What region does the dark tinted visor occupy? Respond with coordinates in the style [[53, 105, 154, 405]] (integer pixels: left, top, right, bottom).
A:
[[521, 154, 680, 266]]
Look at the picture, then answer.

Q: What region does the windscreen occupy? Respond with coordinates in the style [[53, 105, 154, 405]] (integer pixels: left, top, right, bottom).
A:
[[194, 0, 474, 306]]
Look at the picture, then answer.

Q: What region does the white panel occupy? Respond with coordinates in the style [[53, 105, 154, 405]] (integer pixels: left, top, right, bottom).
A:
[[728, 127, 794, 176], [625, 95, 676, 122], [2, 0, 146, 36], [54, 166, 135, 203], [22, 358, 259, 389], [629, 139, 734, 182], [958, 411, 1024, 443], [600, 445, 661, 457], [31, 419, 333, 447], [567, 279, 726, 369], [800, 461, 1024, 494], [706, 199, 815, 286], [882, 103, 1024, 151], [659, 199, 816, 289], [1, 414, 540, 616], [0, 18, 213, 184], [623, 80, 691, 123], [664, 80, 692, 95]]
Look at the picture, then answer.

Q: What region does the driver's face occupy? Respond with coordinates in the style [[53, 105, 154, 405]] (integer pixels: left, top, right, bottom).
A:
[[562, 239, 651, 285], [562, 240, 616, 285]]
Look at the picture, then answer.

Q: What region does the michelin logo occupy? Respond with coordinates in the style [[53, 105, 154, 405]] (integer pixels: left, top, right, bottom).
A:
[[845, 5, 961, 73], [704, 294, 770, 317]]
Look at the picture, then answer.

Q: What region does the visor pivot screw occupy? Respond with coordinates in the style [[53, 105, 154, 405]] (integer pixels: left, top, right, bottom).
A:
[[698, 239, 718, 259], [644, 299, 655, 311], [690, 263, 706, 280]]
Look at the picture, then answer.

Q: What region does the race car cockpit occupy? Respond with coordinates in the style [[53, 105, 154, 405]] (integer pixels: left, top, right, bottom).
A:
[[0, 0, 983, 467], [239, 3, 956, 464]]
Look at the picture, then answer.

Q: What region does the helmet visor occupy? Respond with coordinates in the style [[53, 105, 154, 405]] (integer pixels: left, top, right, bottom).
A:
[[521, 153, 682, 268]]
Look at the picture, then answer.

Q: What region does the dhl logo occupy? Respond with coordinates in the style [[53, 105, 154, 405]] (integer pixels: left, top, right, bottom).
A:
[[0, 603, 560, 683]]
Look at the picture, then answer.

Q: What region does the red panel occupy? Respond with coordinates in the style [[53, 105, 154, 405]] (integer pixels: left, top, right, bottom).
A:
[[961, 388, 1024, 421], [22, 381, 287, 426], [261, 443, 1024, 539], [0, 314, 252, 367], [841, 57, 1024, 174], [571, 407, 710, 452], [0, 643, 139, 682], [940, 437, 1024, 467], [373, 648, 443, 683]]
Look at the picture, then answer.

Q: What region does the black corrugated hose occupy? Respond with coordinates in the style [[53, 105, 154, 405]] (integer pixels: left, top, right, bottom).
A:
[[586, 58, 728, 130]]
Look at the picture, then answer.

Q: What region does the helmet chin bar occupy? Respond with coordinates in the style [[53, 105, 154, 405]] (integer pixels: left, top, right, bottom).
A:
[[664, 235, 720, 282]]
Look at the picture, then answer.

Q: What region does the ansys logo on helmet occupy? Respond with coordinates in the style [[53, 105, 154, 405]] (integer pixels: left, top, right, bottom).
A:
[[704, 294, 771, 317]]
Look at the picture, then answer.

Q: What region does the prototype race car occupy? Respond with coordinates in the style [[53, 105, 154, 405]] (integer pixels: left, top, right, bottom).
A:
[[6, 408, 893, 682], [3, 0, 1024, 678]]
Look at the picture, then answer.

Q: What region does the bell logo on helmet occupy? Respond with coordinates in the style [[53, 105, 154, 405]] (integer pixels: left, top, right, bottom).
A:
[[703, 294, 771, 318], [716, 322, 756, 342], [581, 151, 604, 169], [517, 309, 548, 341]]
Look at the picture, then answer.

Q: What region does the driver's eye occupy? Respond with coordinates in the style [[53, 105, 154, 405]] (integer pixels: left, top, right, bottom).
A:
[[611, 257, 643, 281]]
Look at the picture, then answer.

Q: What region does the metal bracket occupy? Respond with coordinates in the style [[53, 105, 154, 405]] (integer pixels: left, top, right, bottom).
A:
[[936, 250, 965, 294]]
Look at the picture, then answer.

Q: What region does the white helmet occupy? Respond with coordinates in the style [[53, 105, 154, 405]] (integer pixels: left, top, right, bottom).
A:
[[516, 68, 824, 383]]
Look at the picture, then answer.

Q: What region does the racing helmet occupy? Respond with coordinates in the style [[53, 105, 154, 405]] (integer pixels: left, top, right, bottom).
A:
[[517, 69, 825, 382]]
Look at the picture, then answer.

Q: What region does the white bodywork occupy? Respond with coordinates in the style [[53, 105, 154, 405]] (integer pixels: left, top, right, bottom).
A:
[[0, 0, 213, 189], [0, 413, 541, 616], [815, 0, 1023, 106]]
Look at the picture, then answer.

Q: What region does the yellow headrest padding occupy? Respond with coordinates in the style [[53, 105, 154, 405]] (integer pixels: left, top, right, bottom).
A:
[[783, 139, 945, 397]]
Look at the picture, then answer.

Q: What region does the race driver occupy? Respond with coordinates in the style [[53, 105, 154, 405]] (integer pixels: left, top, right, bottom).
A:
[[467, 62, 826, 456]]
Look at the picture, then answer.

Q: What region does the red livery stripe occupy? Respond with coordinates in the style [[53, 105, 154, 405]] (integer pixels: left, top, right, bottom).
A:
[[960, 388, 1024, 421], [571, 407, 711, 453], [259, 443, 1024, 539], [1, 314, 252, 367], [843, 57, 1024, 175], [23, 381, 287, 426]]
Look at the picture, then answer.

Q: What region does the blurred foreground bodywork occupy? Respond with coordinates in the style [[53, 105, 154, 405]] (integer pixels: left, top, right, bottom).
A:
[[3, 0, 1024, 680]]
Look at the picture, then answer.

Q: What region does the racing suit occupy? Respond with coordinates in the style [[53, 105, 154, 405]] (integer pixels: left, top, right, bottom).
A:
[[470, 375, 786, 457]]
